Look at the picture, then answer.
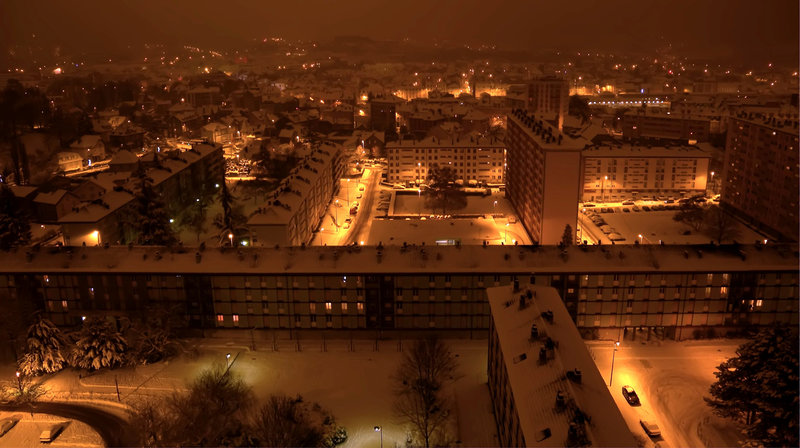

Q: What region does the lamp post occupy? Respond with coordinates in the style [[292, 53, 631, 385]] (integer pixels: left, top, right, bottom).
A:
[[228, 233, 234, 247], [609, 341, 620, 386], [335, 200, 339, 226], [418, 188, 421, 217], [493, 200, 497, 215], [15, 371, 22, 395], [374, 426, 383, 448], [346, 179, 350, 207], [226, 353, 231, 366], [601, 175, 608, 203], [638, 234, 643, 244], [505, 223, 509, 244]]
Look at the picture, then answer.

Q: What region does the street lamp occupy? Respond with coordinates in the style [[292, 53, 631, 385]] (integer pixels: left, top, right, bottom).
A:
[[15, 371, 22, 394], [601, 175, 608, 203], [418, 188, 421, 217], [228, 233, 234, 247], [505, 223, 509, 244], [638, 234, 643, 244], [710, 171, 715, 194], [335, 199, 339, 225], [493, 200, 497, 215], [374, 426, 383, 448], [226, 353, 231, 366], [609, 341, 620, 386]]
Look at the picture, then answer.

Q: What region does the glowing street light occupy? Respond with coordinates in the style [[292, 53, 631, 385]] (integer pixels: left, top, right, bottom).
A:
[[374, 426, 383, 448], [638, 234, 643, 244], [228, 233, 234, 247], [609, 341, 620, 386]]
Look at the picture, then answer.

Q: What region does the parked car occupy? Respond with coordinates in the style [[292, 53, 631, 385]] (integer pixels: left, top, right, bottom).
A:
[[0, 418, 18, 437], [623, 208, 631, 213], [639, 419, 661, 437], [632, 206, 641, 212], [622, 385, 640, 405], [622, 201, 635, 205], [642, 205, 651, 211], [40, 423, 64, 443], [583, 203, 596, 207]]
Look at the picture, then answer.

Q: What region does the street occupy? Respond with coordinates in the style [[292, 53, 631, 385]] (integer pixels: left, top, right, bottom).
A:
[[588, 339, 744, 448]]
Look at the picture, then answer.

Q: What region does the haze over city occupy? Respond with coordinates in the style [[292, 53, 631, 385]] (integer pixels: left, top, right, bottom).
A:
[[0, 1, 797, 447]]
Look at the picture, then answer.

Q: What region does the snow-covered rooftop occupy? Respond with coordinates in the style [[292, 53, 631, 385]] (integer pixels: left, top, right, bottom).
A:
[[582, 144, 711, 158], [487, 285, 637, 447], [1, 243, 795, 275]]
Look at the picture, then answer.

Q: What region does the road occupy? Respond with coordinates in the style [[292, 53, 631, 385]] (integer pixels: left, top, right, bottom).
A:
[[0, 402, 136, 447], [589, 340, 743, 448], [345, 167, 380, 245]]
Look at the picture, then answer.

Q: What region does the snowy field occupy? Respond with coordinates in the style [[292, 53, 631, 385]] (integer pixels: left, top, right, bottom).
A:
[[22, 338, 497, 448], [588, 210, 766, 245], [0, 411, 103, 448], [366, 217, 531, 246], [587, 339, 743, 448], [392, 191, 514, 217]]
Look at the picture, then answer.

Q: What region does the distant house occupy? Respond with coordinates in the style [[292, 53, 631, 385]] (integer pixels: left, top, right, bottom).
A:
[[108, 150, 139, 173], [33, 189, 80, 223], [70, 135, 106, 161], [201, 122, 234, 145], [57, 152, 83, 172], [278, 128, 299, 144]]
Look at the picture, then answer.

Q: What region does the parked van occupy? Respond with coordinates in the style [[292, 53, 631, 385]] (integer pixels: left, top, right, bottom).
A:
[[40, 424, 63, 443]]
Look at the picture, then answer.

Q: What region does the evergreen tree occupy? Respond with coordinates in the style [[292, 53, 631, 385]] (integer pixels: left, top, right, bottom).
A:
[[707, 327, 799, 447], [0, 183, 32, 250], [18, 318, 68, 376], [131, 164, 177, 246], [70, 317, 128, 371], [561, 224, 573, 247]]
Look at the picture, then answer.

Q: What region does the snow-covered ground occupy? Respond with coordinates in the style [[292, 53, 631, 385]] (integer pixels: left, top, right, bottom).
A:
[[366, 216, 531, 246], [583, 208, 766, 245], [392, 191, 515, 217], [0, 411, 103, 448], [587, 339, 744, 448], [12, 338, 496, 448]]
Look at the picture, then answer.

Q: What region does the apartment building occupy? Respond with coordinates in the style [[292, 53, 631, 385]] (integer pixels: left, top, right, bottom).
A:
[[58, 144, 224, 246], [247, 145, 340, 246], [622, 109, 713, 143], [527, 76, 569, 131], [722, 114, 799, 241], [2, 244, 795, 338], [385, 135, 505, 184], [581, 144, 711, 202], [487, 285, 635, 447], [506, 109, 585, 244]]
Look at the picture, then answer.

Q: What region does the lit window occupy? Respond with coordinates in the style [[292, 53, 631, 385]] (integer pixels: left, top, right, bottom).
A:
[[43, 275, 50, 284], [720, 287, 728, 297], [755, 299, 763, 308], [309, 303, 316, 313], [357, 302, 364, 313], [325, 302, 332, 311], [232, 315, 239, 323], [705, 287, 711, 298], [341, 302, 348, 311], [722, 273, 729, 284], [61, 300, 68, 310], [216, 314, 224, 322]]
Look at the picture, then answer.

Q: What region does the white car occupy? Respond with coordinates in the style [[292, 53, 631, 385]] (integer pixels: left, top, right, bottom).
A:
[[0, 418, 18, 437], [40, 423, 63, 443], [639, 419, 661, 437]]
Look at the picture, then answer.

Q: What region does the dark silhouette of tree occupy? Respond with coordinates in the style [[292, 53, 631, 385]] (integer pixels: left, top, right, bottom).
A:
[[561, 224, 574, 247], [393, 337, 459, 448], [131, 164, 177, 246], [703, 205, 740, 244], [568, 95, 591, 123], [132, 363, 254, 447], [706, 327, 798, 447], [0, 183, 31, 250], [0, 80, 51, 184], [250, 394, 346, 447], [213, 181, 246, 245], [18, 318, 68, 376], [70, 317, 128, 371], [424, 165, 467, 215], [673, 201, 705, 231]]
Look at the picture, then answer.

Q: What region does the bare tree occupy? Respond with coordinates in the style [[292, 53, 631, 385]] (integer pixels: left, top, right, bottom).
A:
[[424, 165, 467, 216], [703, 205, 740, 244], [393, 337, 459, 448], [250, 394, 346, 447]]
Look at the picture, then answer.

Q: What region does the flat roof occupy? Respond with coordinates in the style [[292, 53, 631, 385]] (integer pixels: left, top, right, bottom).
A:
[[508, 110, 585, 151], [582, 144, 711, 158], [0, 243, 795, 275], [487, 285, 636, 447]]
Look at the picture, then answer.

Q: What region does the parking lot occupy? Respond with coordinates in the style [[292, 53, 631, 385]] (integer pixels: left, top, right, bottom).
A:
[[588, 340, 744, 448], [0, 412, 102, 448]]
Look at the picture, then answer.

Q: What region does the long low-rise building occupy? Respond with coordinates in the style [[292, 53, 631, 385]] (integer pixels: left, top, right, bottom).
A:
[[487, 285, 636, 447], [581, 144, 711, 202], [247, 145, 341, 247], [386, 135, 505, 184], [0, 244, 796, 338]]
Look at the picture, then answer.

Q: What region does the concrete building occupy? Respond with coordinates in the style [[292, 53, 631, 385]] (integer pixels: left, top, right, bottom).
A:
[[369, 96, 398, 134], [56, 152, 83, 172], [3, 244, 795, 337], [59, 144, 224, 246], [487, 285, 636, 447], [621, 109, 712, 143], [580, 144, 711, 202], [386, 135, 505, 184], [247, 145, 340, 246], [506, 109, 585, 245], [722, 114, 799, 241], [527, 77, 569, 131]]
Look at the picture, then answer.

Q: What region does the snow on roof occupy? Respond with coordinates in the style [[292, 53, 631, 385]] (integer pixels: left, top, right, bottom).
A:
[[33, 189, 68, 205], [387, 134, 504, 149], [57, 152, 82, 162], [109, 150, 138, 166], [582, 144, 711, 159], [487, 285, 637, 447], [70, 135, 103, 150], [509, 110, 585, 151], [9, 185, 38, 198], [1, 243, 795, 275]]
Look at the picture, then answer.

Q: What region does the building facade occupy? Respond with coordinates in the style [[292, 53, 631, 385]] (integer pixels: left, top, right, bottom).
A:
[[506, 109, 584, 244], [527, 77, 569, 131], [386, 135, 505, 184], [722, 114, 799, 242], [580, 145, 711, 202], [621, 110, 712, 143], [1, 244, 795, 339]]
